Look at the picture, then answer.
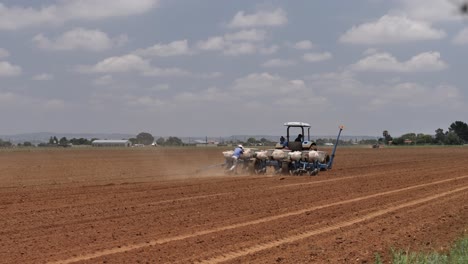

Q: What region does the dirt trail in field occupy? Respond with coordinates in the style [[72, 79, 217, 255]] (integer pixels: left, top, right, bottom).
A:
[[1, 147, 467, 263]]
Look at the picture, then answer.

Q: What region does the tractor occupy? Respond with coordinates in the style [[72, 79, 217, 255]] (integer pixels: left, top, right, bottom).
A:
[[203, 122, 343, 176], [250, 122, 344, 176]]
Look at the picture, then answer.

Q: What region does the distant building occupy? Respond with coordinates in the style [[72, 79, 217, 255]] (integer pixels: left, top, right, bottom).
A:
[[92, 139, 131, 147], [194, 139, 219, 147]]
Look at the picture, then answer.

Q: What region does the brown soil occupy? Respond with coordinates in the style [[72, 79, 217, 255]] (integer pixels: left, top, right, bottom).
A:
[[1, 146, 467, 264]]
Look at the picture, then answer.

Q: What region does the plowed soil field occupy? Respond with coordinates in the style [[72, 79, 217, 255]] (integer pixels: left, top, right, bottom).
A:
[[1, 146, 467, 264]]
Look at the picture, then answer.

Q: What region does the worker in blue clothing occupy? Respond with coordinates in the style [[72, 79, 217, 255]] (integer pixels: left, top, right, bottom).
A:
[[280, 136, 287, 148], [280, 136, 285, 144], [229, 145, 244, 171]]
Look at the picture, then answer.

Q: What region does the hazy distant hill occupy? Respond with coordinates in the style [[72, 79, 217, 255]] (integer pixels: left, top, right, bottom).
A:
[[228, 135, 377, 141], [0, 132, 135, 144], [182, 135, 378, 143], [1, 132, 377, 144]]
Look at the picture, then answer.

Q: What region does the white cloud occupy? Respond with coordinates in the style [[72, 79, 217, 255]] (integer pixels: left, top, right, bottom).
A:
[[223, 42, 257, 56], [259, 45, 279, 55], [363, 48, 379, 56], [77, 54, 151, 73], [294, 40, 314, 50], [232, 73, 299, 96], [0, 48, 9, 58], [78, 53, 219, 78], [32, 73, 54, 81], [395, 0, 460, 23], [306, 71, 371, 96], [0, 61, 22, 77], [142, 67, 192, 77], [232, 73, 303, 96], [196, 34, 277, 56], [262, 59, 296, 67], [0, 92, 67, 111], [351, 51, 447, 72], [224, 29, 267, 42], [230, 73, 328, 107], [368, 82, 462, 109], [306, 70, 463, 112], [134, 40, 191, 57], [303, 52, 332, 62], [196, 28, 276, 56], [33, 28, 127, 51], [0, 0, 159, 31], [196, 36, 225, 51], [228, 8, 287, 28], [452, 27, 468, 45], [339, 15, 446, 44]]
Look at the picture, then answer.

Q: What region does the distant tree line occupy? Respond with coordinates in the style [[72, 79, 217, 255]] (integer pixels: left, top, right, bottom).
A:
[[35, 136, 97, 147], [2, 121, 468, 148], [380, 121, 468, 146], [0, 139, 13, 147]]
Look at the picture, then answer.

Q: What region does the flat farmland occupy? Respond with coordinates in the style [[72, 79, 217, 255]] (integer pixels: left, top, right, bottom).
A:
[[1, 147, 467, 263]]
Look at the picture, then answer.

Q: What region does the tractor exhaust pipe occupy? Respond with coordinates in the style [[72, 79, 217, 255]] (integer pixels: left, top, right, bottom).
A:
[[327, 125, 344, 170]]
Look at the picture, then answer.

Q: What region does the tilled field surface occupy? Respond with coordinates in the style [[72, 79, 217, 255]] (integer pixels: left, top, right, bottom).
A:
[[1, 147, 467, 263]]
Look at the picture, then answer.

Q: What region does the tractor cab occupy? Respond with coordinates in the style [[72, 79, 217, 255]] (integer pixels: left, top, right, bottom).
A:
[[276, 121, 317, 151]]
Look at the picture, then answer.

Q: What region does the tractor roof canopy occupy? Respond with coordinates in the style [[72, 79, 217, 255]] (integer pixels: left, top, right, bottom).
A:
[[284, 121, 311, 141], [284, 122, 310, 128]]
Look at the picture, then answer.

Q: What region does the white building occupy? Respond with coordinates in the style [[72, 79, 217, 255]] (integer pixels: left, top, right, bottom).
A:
[[92, 139, 131, 147]]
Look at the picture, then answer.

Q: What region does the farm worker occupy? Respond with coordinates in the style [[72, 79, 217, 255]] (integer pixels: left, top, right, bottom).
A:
[[294, 134, 303, 142], [229, 145, 244, 171], [280, 136, 288, 148], [280, 136, 285, 145]]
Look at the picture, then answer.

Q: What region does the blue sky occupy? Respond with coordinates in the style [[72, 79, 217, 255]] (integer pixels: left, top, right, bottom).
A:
[[1, 0, 467, 137]]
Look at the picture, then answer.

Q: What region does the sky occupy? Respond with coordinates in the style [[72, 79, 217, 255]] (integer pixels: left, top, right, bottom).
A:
[[1, 0, 468, 138]]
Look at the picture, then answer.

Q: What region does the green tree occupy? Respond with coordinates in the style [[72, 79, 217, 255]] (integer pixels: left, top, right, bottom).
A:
[[392, 137, 404, 145], [0, 139, 12, 147], [156, 137, 165, 146], [316, 138, 325, 145], [416, 133, 433, 145], [247, 137, 257, 145], [435, 128, 445, 144], [400, 133, 416, 142], [165, 136, 183, 146], [59, 137, 68, 145], [128, 138, 137, 145], [444, 131, 463, 145], [360, 139, 378, 145], [448, 121, 468, 143], [383, 130, 393, 144], [23, 141, 33, 147], [69, 138, 91, 145], [136, 132, 154, 145]]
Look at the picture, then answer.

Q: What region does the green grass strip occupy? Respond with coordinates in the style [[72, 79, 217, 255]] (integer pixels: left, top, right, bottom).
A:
[[375, 236, 468, 264]]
